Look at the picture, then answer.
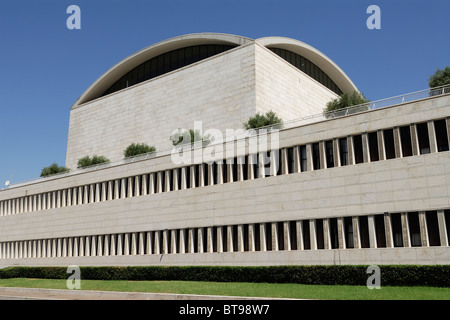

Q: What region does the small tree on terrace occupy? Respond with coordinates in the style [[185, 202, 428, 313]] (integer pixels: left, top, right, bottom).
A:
[[243, 110, 283, 131]]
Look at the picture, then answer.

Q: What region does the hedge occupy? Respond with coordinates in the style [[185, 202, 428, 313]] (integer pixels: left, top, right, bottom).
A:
[[0, 265, 448, 287]]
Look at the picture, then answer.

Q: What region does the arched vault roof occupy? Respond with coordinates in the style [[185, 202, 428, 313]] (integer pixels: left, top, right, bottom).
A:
[[72, 33, 357, 108]]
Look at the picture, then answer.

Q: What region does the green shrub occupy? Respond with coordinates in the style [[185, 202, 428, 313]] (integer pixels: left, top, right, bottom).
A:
[[170, 129, 212, 147], [243, 110, 283, 130], [40, 163, 70, 177], [124, 143, 156, 158], [0, 265, 448, 287], [323, 91, 370, 118], [77, 155, 110, 168]]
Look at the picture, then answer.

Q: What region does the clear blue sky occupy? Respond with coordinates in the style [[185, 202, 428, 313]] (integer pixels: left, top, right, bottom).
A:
[[0, 0, 449, 185]]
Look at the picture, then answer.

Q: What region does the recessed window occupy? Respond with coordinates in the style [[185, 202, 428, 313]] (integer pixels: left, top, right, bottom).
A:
[[101, 44, 236, 97]]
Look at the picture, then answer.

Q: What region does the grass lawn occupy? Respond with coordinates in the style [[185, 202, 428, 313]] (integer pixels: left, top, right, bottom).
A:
[[0, 278, 449, 300]]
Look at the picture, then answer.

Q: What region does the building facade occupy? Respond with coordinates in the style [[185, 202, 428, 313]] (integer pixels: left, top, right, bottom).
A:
[[0, 33, 449, 267]]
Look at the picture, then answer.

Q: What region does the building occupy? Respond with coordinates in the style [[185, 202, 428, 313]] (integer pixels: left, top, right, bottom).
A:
[[0, 33, 449, 267]]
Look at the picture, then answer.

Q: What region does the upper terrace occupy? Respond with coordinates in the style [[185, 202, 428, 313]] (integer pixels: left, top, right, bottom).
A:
[[3, 84, 449, 191]]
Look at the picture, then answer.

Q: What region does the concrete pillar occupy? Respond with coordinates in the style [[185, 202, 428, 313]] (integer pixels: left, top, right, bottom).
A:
[[155, 172, 162, 193], [216, 227, 223, 253], [401, 212, 411, 247], [197, 228, 203, 253], [72, 188, 77, 206], [227, 226, 234, 252], [259, 224, 267, 251], [110, 235, 116, 256], [258, 153, 266, 178], [427, 120, 438, 153], [378, 130, 386, 161], [337, 217, 345, 249], [352, 217, 361, 249], [90, 236, 96, 256], [149, 174, 155, 194], [410, 124, 420, 156], [323, 219, 331, 249], [419, 211, 429, 247], [237, 157, 245, 181], [362, 133, 370, 163], [73, 238, 79, 257], [270, 149, 279, 176], [319, 141, 326, 169], [187, 229, 194, 253], [146, 232, 153, 255], [215, 163, 223, 184], [393, 126, 403, 158], [281, 148, 289, 175], [309, 220, 317, 250], [247, 155, 255, 180], [296, 221, 304, 250], [131, 233, 137, 255], [306, 143, 314, 171], [198, 164, 205, 187], [293, 147, 301, 173], [283, 222, 291, 251], [95, 183, 100, 202], [103, 235, 109, 256], [107, 181, 113, 200], [368, 215, 377, 248], [138, 232, 145, 255], [114, 180, 120, 199], [116, 234, 123, 255], [248, 224, 256, 252], [206, 227, 213, 253], [84, 185, 90, 204], [162, 230, 169, 254], [127, 178, 133, 197], [333, 139, 341, 167], [271, 223, 279, 251], [190, 166, 197, 188], [164, 171, 171, 192], [100, 182, 106, 202], [154, 231, 160, 254], [437, 210, 448, 246], [237, 225, 245, 252], [135, 175, 141, 196], [383, 213, 393, 248], [142, 174, 148, 195]]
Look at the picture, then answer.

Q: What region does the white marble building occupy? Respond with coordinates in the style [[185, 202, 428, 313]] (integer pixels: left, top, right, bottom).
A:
[[0, 33, 449, 267]]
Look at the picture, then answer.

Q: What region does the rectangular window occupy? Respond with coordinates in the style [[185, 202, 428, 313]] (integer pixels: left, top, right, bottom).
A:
[[400, 125, 413, 157], [344, 217, 354, 248], [287, 147, 295, 173], [325, 140, 334, 168], [434, 119, 449, 152], [300, 145, 307, 171], [339, 138, 349, 166], [408, 212, 422, 247], [329, 218, 339, 249], [368, 132, 379, 161], [390, 213, 403, 247], [312, 143, 320, 170], [358, 216, 370, 248], [315, 219, 325, 249], [426, 211, 440, 246], [383, 129, 396, 159], [302, 220, 311, 250], [353, 135, 364, 164], [289, 221, 297, 250], [416, 123, 430, 154], [374, 214, 386, 248]]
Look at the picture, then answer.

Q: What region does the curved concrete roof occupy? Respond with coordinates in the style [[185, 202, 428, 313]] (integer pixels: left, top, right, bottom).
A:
[[72, 33, 253, 108], [256, 36, 358, 95], [73, 33, 357, 108]]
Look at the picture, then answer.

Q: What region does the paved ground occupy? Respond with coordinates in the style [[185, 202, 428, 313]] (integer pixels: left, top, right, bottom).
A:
[[0, 287, 291, 300]]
